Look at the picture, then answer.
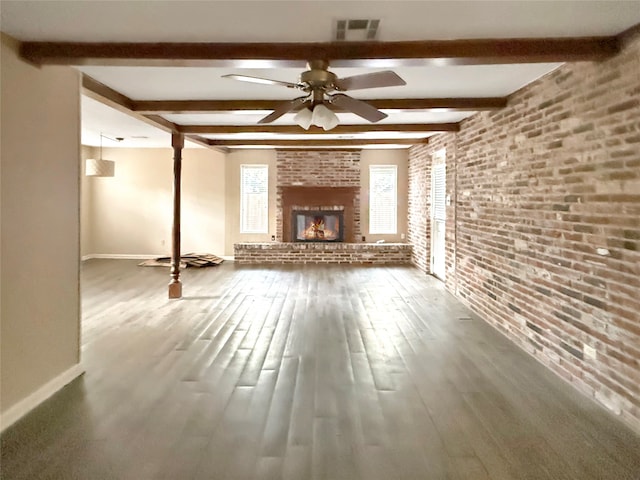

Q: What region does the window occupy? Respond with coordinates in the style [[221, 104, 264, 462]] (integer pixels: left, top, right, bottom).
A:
[[240, 164, 268, 233], [369, 165, 397, 234]]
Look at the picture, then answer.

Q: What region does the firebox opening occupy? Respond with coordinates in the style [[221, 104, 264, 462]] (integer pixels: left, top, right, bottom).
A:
[[292, 210, 345, 242]]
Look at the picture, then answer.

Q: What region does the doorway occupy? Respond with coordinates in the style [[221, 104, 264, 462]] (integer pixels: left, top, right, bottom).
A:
[[431, 149, 446, 281]]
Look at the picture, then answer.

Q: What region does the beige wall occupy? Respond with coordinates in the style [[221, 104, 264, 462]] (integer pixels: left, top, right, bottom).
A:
[[87, 147, 226, 256], [85, 147, 406, 257], [1, 34, 81, 414], [80, 145, 97, 257], [224, 149, 277, 255], [360, 149, 409, 243]]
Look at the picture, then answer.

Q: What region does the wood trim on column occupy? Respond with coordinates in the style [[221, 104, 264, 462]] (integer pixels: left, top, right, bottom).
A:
[[168, 133, 184, 299]]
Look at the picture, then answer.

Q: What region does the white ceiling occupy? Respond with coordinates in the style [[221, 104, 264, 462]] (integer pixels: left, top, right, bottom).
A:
[[2, 1, 639, 42], [2, 1, 640, 149], [76, 64, 564, 101]]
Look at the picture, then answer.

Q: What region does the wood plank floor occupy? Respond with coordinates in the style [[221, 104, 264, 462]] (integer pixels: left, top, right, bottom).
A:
[[2, 259, 639, 479]]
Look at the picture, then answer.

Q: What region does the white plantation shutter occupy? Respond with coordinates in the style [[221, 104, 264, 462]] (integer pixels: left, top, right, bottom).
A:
[[433, 163, 446, 221], [240, 165, 268, 233], [369, 165, 397, 234]]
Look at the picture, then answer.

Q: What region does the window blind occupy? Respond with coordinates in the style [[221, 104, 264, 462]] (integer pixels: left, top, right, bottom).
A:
[[433, 164, 446, 221], [240, 164, 268, 233], [369, 165, 397, 234]]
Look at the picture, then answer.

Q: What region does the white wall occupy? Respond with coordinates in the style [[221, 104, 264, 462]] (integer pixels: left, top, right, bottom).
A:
[[224, 149, 277, 255], [360, 149, 409, 243], [1, 33, 82, 422], [87, 147, 226, 256]]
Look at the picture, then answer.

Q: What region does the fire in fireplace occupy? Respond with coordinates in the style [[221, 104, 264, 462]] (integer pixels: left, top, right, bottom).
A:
[[292, 210, 344, 242]]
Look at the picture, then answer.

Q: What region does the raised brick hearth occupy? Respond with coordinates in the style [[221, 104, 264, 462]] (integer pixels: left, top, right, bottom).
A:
[[234, 242, 412, 264]]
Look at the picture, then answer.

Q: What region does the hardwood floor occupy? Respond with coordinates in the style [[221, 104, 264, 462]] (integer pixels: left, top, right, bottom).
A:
[[2, 259, 639, 479]]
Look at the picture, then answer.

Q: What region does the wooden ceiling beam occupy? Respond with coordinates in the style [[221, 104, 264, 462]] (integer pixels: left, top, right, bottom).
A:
[[134, 97, 506, 114], [617, 22, 640, 49], [141, 114, 178, 132], [82, 75, 135, 111], [22, 37, 619, 67], [82, 75, 176, 135], [207, 138, 427, 147], [82, 75, 218, 150], [141, 115, 212, 148], [178, 123, 458, 134], [185, 134, 215, 149]]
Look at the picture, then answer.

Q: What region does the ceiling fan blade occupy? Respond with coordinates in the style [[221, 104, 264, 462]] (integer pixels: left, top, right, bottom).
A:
[[222, 74, 300, 89], [258, 96, 310, 124], [329, 94, 388, 123], [335, 71, 406, 91]]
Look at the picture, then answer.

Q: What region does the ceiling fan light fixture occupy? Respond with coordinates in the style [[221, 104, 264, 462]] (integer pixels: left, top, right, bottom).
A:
[[294, 108, 313, 130], [311, 104, 339, 131]]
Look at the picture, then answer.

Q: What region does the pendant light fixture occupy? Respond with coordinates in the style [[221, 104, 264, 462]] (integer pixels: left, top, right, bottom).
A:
[[86, 133, 121, 177]]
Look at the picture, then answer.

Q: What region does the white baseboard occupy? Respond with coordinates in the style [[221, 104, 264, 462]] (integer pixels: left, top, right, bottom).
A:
[[83, 254, 233, 261], [82, 253, 161, 261], [0, 363, 85, 433]]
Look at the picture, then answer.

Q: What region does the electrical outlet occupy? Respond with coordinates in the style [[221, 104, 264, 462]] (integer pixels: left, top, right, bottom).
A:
[[583, 344, 597, 359], [160, 239, 165, 247], [401, 233, 405, 240]]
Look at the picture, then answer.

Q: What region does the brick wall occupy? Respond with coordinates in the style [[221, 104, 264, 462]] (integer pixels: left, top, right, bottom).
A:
[[276, 150, 361, 241], [408, 34, 640, 432], [408, 135, 458, 292], [234, 242, 412, 264], [407, 144, 431, 271], [276, 149, 361, 186]]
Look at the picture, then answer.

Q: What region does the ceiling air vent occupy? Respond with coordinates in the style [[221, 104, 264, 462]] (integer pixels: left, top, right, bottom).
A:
[[335, 19, 380, 41]]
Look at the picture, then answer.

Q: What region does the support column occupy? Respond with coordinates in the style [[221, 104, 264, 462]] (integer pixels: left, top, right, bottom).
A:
[[168, 133, 184, 299]]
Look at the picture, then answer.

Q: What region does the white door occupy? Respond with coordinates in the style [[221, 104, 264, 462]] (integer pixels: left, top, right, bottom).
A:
[[431, 161, 446, 281]]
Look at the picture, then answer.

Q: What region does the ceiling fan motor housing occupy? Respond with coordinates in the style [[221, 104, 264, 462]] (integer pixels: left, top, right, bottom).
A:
[[300, 69, 338, 90]]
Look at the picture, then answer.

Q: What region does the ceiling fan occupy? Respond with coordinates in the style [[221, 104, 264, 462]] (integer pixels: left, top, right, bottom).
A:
[[222, 60, 406, 128]]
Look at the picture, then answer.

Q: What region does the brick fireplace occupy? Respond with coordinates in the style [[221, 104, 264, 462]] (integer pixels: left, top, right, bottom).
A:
[[275, 150, 361, 241], [281, 186, 358, 242], [291, 208, 344, 242]]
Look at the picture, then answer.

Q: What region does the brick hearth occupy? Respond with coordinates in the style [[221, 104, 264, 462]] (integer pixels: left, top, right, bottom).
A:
[[234, 242, 412, 265]]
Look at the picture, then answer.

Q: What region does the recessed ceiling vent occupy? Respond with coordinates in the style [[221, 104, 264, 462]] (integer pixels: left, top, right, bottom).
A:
[[335, 19, 380, 41]]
